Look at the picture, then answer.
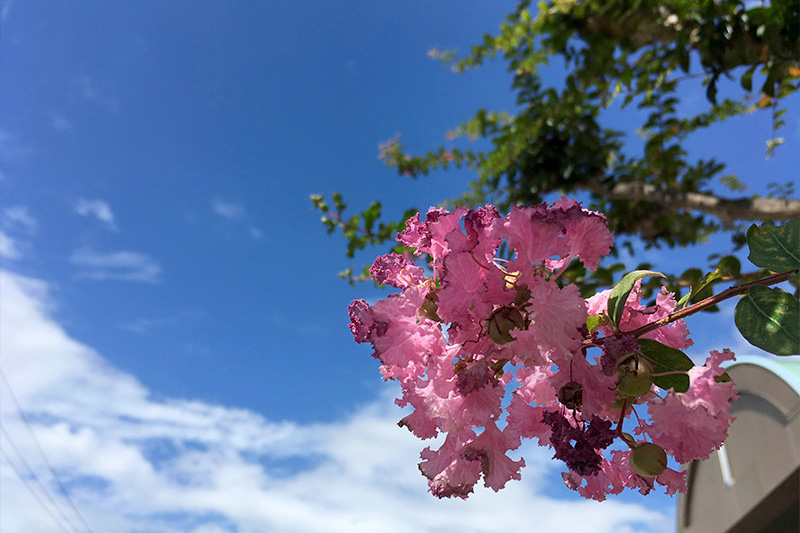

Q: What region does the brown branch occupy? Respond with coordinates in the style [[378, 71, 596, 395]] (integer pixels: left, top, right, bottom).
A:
[[583, 179, 800, 222], [624, 268, 799, 339]]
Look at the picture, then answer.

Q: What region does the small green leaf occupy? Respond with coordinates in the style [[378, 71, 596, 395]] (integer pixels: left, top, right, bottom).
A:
[[735, 285, 800, 356], [586, 315, 603, 333], [677, 271, 722, 310], [715, 255, 741, 277], [608, 270, 666, 329], [746, 220, 800, 273], [637, 338, 693, 393], [740, 65, 756, 92]]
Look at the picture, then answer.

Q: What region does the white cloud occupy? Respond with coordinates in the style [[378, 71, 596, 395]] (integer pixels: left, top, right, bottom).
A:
[[0, 230, 20, 259], [71, 249, 161, 283], [0, 270, 674, 533], [3, 205, 38, 234], [212, 199, 246, 220], [75, 198, 116, 229]]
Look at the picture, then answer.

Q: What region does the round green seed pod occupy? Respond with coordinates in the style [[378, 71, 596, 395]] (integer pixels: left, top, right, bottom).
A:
[[630, 442, 668, 477], [616, 356, 654, 398]]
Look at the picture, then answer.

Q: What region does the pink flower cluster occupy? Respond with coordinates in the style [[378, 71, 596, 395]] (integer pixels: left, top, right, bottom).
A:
[[348, 199, 737, 500]]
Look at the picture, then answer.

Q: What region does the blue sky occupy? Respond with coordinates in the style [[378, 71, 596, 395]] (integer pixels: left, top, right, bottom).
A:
[[0, 2, 797, 532]]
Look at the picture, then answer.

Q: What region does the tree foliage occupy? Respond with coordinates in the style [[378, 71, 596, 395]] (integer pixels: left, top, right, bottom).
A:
[[314, 0, 799, 302]]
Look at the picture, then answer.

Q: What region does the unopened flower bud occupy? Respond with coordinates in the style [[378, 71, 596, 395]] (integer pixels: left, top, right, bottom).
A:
[[557, 381, 583, 410], [629, 442, 668, 477], [486, 306, 525, 345]]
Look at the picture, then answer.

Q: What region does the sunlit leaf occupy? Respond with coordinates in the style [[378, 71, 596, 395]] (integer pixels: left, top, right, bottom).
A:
[[608, 270, 666, 329], [746, 220, 800, 272], [735, 285, 800, 356]]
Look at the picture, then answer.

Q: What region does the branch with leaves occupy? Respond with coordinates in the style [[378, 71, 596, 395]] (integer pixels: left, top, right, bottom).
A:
[[313, 0, 799, 306]]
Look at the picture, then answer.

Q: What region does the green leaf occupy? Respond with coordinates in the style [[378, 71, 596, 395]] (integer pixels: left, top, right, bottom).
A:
[[735, 285, 800, 356], [746, 220, 800, 272], [740, 65, 756, 92], [677, 270, 722, 310], [608, 270, 666, 329], [637, 338, 693, 393], [715, 255, 741, 277], [586, 315, 603, 333]]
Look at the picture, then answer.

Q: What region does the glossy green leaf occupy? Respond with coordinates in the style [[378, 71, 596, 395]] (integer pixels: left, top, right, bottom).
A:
[[637, 338, 693, 393], [677, 271, 722, 310], [746, 220, 800, 272], [735, 285, 800, 356], [608, 270, 666, 329]]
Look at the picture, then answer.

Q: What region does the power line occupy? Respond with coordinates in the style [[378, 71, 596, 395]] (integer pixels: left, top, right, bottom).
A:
[[0, 446, 77, 533], [0, 367, 95, 532]]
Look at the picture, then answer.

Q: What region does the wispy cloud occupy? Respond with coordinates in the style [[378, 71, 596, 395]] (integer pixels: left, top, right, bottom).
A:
[[3, 205, 38, 234], [70, 249, 161, 283], [121, 309, 205, 335], [75, 76, 119, 113], [50, 115, 72, 132], [0, 270, 674, 533], [212, 198, 246, 220], [0, 0, 14, 22], [0, 128, 33, 160], [0, 230, 20, 259], [212, 198, 262, 240], [120, 316, 176, 335], [74, 198, 116, 229]]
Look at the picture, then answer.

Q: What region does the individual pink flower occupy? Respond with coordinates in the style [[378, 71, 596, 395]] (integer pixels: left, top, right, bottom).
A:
[[419, 430, 482, 499], [645, 349, 738, 463], [510, 279, 586, 365], [369, 253, 426, 288], [463, 420, 525, 491], [496, 204, 566, 269]]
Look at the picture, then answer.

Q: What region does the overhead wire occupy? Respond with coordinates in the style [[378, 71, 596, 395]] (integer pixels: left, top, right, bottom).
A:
[[0, 446, 77, 533], [0, 367, 95, 532]]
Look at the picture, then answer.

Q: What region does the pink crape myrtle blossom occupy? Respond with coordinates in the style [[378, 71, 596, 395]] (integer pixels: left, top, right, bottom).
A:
[[644, 349, 738, 464], [587, 282, 693, 350], [348, 199, 738, 501]]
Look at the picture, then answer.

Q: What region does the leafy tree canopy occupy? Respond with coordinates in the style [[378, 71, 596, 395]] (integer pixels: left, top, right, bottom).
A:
[[313, 0, 799, 302]]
